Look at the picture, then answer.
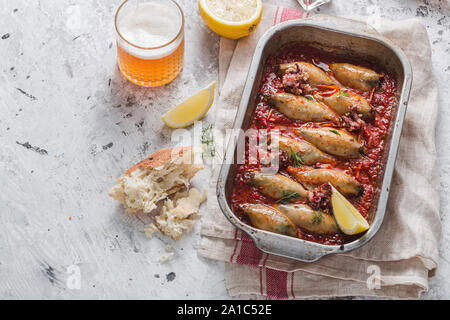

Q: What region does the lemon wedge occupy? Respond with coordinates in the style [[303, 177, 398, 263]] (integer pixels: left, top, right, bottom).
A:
[[330, 184, 370, 235], [161, 81, 216, 129], [199, 0, 263, 40]]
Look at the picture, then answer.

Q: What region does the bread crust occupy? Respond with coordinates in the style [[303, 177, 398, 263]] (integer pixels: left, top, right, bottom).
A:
[[125, 146, 192, 174]]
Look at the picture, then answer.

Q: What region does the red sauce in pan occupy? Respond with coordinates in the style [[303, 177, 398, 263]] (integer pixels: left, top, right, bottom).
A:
[[231, 44, 397, 246]]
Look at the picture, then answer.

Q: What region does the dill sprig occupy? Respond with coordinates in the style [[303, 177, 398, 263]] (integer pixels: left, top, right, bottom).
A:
[[304, 95, 317, 101], [201, 124, 219, 159], [312, 210, 324, 225], [276, 192, 301, 204], [338, 89, 351, 97], [289, 147, 304, 167], [329, 129, 340, 135]]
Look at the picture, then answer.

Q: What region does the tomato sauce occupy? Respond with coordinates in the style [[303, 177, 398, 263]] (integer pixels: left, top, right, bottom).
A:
[[231, 44, 397, 246]]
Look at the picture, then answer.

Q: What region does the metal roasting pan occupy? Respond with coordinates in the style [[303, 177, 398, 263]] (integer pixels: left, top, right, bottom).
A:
[[216, 15, 413, 262]]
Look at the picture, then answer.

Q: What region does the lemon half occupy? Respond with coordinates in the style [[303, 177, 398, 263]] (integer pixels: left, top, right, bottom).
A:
[[331, 184, 370, 235], [199, 0, 263, 40], [161, 80, 216, 129]]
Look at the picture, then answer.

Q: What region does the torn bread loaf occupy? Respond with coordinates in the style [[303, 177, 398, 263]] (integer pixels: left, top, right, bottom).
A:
[[109, 146, 204, 214], [154, 188, 207, 240]]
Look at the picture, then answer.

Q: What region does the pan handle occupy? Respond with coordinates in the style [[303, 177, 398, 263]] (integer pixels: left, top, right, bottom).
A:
[[250, 231, 341, 263]]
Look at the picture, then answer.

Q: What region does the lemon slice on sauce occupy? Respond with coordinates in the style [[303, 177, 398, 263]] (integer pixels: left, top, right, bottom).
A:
[[331, 184, 370, 235], [161, 81, 216, 128], [199, 0, 263, 40]]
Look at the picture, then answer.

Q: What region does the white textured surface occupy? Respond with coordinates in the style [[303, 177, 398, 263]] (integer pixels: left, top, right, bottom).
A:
[[0, 0, 448, 299]]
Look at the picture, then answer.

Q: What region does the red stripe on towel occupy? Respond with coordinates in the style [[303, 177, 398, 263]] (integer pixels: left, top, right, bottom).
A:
[[265, 268, 289, 299], [229, 228, 239, 263], [291, 272, 296, 299], [280, 7, 304, 23], [236, 233, 263, 267], [259, 267, 264, 295], [274, 6, 280, 26]]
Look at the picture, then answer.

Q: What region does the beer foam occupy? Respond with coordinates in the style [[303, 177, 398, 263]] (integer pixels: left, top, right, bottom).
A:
[[117, 2, 183, 60]]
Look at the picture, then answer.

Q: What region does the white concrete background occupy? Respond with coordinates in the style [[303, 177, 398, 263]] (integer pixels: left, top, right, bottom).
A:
[[0, 0, 448, 299]]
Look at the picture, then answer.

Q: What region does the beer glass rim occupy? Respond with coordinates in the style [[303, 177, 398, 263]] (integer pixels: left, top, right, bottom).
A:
[[115, 0, 185, 50]]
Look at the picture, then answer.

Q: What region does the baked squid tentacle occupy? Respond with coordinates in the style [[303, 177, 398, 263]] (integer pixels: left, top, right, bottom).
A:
[[279, 61, 338, 86], [240, 204, 298, 237], [287, 167, 362, 196], [251, 172, 309, 200], [314, 89, 374, 120], [329, 63, 383, 92], [294, 126, 363, 159], [276, 203, 339, 234], [271, 92, 340, 123], [273, 135, 335, 165]]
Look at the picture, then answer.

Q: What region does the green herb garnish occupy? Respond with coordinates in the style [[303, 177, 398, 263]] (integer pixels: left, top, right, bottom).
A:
[[277, 192, 301, 204], [312, 210, 324, 225], [201, 124, 218, 159], [338, 90, 351, 97], [289, 147, 304, 167], [329, 129, 340, 135]]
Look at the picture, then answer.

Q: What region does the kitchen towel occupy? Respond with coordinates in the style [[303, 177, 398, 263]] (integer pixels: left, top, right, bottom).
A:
[[199, 5, 441, 299]]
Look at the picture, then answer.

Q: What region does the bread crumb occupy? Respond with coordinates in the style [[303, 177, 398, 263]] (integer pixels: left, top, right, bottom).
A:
[[144, 223, 158, 239], [154, 188, 207, 240], [159, 252, 174, 263]]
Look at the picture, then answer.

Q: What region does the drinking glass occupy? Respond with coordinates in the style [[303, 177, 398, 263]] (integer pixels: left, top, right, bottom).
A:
[[115, 0, 185, 87]]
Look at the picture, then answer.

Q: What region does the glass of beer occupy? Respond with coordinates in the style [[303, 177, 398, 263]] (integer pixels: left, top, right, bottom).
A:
[[115, 0, 185, 87]]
